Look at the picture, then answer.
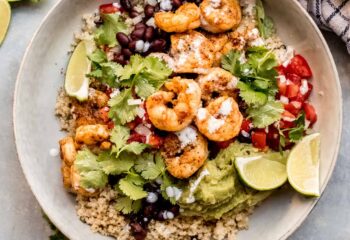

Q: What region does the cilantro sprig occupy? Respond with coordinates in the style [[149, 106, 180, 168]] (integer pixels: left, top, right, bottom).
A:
[[221, 47, 283, 128], [256, 0, 276, 39]]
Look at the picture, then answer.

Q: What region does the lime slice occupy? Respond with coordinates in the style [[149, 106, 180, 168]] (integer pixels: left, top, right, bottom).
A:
[[65, 40, 91, 101], [0, 0, 11, 45], [235, 155, 287, 191], [287, 133, 320, 197]]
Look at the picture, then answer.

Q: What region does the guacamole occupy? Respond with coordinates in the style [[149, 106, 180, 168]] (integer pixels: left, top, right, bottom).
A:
[[178, 142, 273, 220]]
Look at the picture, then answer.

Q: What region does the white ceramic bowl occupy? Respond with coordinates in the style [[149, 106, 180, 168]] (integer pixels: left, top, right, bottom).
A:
[[13, 0, 342, 239]]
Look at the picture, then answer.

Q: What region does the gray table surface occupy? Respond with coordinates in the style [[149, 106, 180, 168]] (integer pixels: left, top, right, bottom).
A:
[[0, 0, 349, 239]]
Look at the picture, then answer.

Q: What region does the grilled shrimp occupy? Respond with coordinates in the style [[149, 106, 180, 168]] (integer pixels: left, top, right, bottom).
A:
[[146, 77, 201, 132], [162, 126, 208, 179], [200, 0, 242, 33], [197, 67, 238, 103], [75, 124, 110, 145], [59, 136, 77, 166], [205, 33, 230, 66], [155, 3, 200, 33], [195, 96, 243, 141], [170, 31, 215, 73]]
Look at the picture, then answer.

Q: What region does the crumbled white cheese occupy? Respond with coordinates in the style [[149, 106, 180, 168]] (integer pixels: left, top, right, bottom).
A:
[[146, 17, 156, 28], [135, 40, 144, 52], [186, 169, 209, 204], [160, 0, 172, 11], [146, 192, 158, 203], [241, 130, 250, 138], [165, 186, 175, 198], [143, 41, 151, 53], [193, 38, 204, 61], [250, 37, 265, 47], [127, 99, 143, 105], [282, 116, 296, 122], [175, 126, 197, 148], [227, 76, 238, 89], [208, 116, 225, 133], [291, 101, 301, 109], [282, 46, 295, 67], [280, 96, 289, 104], [166, 211, 174, 219], [186, 82, 198, 94], [247, 28, 260, 40], [218, 98, 232, 116], [238, 52, 247, 64], [210, 0, 221, 8], [304, 119, 311, 130], [173, 187, 183, 201], [177, 53, 189, 66], [197, 108, 207, 121], [112, 2, 121, 8], [49, 148, 59, 157], [300, 79, 309, 95], [147, 0, 158, 6]]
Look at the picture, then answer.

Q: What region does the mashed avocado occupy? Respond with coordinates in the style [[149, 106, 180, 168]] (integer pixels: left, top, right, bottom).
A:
[[177, 142, 273, 220]]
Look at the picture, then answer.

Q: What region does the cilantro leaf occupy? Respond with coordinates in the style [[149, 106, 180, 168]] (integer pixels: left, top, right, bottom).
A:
[[119, 174, 148, 200], [88, 49, 107, 63], [248, 101, 284, 128], [94, 13, 127, 47], [237, 81, 267, 107], [142, 56, 172, 84], [100, 152, 135, 175], [79, 171, 108, 189], [288, 113, 305, 142], [121, 142, 148, 155], [134, 79, 156, 98], [160, 173, 178, 205], [108, 89, 138, 125], [110, 125, 130, 154], [256, 0, 276, 39], [115, 197, 142, 214], [221, 50, 241, 76], [135, 153, 165, 180]]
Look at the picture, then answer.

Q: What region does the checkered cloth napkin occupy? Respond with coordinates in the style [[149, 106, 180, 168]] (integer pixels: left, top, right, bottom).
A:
[[299, 0, 350, 53]]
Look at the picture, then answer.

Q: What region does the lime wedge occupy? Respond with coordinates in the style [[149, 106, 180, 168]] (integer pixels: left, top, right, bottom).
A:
[[235, 155, 287, 191], [65, 40, 91, 101], [287, 133, 320, 197], [0, 0, 11, 45]]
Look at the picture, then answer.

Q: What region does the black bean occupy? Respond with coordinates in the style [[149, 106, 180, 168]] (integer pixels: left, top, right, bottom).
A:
[[143, 205, 156, 217], [194, 0, 202, 5], [156, 211, 165, 221], [154, 4, 160, 12], [131, 28, 146, 40], [134, 232, 147, 240], [130, 222, 144, 233], [129, 40, 137, 51], [150, 39, 166, 51], [169, 205, 180, 216], [129, 10, 139, 18], [120, 0, 132, 11], [114, 53, 126, 65], [122, 48, 133, 58], [135, 22, 146, 30], [172, 0, 182, 8], [116, 32, 130, 47], [144, 5, 155, 18], [144, 27, 155, 41]]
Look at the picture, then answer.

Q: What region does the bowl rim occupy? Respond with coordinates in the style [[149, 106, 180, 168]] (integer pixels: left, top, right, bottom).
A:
[[13, 0, 343, 239]]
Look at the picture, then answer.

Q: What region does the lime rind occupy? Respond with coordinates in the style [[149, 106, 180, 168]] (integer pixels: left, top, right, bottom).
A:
[[65, 40, 91, 101], [0, 0, 11, 45], [235, 156, 288, 191], [287, 133, 320, 197]]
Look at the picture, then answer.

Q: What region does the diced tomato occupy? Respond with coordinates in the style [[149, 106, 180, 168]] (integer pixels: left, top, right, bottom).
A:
[[303, 102, 317, 125], [147, 134, 164, 148], [216, 139, 235, 149], [99, 3, 120, 14], [282, 110, 296, 121], [286, 82, 299, 99], [127, 117, 143, 130], [286, 55, 313, 78], [284, 101, 302, 116], [98, 107, 110, 123], [279, 120, 295, 129], [277, 77, 287, 96], [107, 121, 115, 129], [275, 65, 286, 75], [240, 118, 253, 133], [128, 133, 146, 144], [286, 73, 301, 86], [251, 131, 267, 150]]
